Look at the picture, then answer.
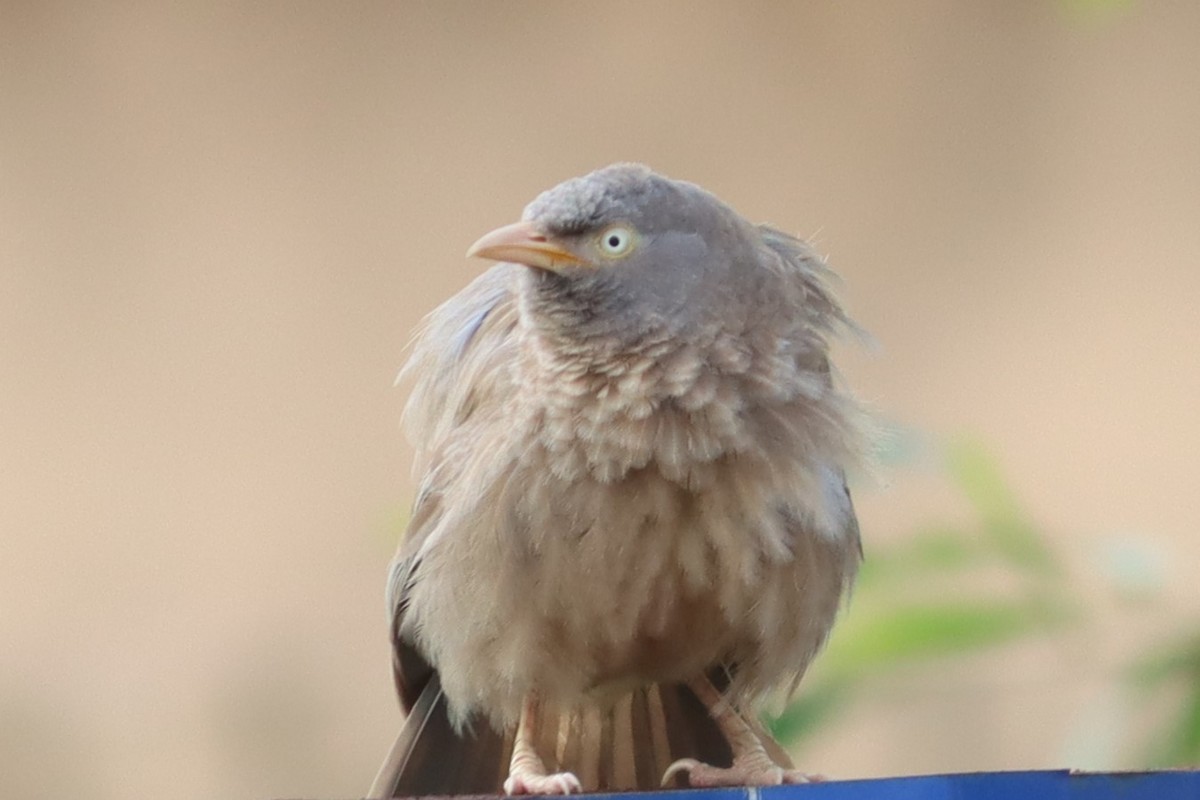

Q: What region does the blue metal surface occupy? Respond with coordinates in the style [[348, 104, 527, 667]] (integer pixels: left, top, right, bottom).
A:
[[583, 771, 1200, 800]]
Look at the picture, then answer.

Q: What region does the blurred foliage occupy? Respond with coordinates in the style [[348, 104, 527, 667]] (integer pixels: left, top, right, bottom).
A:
[[1128, 629, 1200, 766], [1059, 0, 1134, 20], [769, 438, 1077, 745], [768, 437, 1200, 769]]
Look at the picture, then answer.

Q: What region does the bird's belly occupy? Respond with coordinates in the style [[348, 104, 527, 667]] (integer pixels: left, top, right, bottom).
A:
[[579, 590, 738, 694], [414, 461, 854, 725]]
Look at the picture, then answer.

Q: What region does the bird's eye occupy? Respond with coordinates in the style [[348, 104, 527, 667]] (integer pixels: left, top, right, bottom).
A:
[[598, 226, 634, 257]]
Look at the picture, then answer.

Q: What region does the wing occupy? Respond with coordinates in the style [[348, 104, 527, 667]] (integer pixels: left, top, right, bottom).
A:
[[757, 224, 869, 546], [756, 225, 860, 344], [389, 263, 522, 711]]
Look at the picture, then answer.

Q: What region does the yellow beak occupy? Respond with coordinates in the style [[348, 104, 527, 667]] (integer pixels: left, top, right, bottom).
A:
[[466, 221, 582, 271]]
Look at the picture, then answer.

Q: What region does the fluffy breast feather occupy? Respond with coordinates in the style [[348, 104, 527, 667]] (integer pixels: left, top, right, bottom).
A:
[[393, 232, 866, 726]]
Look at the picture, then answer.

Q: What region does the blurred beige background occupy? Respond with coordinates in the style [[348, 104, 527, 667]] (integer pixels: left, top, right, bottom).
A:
[[2, 2, 1198, 798]]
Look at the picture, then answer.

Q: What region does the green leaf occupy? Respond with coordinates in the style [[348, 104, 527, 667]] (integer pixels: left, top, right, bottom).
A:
[[822, 598, 1070, 675], [1128, 627, 1200, 767], [945, 438, 1060, 578], [765, 680, 850, 746], [856, 527, 989, 588], [1060, 0, 1134, 19], [1149, 686, 1200, 767], [1128, 630, 1200, 687]]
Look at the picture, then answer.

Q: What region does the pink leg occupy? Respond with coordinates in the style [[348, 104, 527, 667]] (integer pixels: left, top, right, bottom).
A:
[[503, 694, 583, 795], [661, 677, 823, 788]]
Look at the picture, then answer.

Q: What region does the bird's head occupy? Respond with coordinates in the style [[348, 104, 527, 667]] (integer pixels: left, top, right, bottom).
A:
[[467, 164, 764, 340]]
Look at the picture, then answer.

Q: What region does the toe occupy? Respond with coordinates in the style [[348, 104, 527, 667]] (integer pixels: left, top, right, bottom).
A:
[[781, 770, 823, 784], [553, 773, 582, 794], [504, 771, 582, 795], [661, 759, 702, 787]]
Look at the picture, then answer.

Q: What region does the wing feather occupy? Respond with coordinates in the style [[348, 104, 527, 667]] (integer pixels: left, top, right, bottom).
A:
[[389, 264, 522, 710]]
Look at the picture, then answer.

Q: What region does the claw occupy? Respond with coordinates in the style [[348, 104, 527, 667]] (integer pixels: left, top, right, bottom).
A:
[[660, 756, 821, 788], [661, 758, 703, 787], [503, 770, 582, 795]]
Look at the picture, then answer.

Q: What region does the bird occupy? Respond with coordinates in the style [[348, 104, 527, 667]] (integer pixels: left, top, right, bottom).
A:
[[368, 163, 868, 797]]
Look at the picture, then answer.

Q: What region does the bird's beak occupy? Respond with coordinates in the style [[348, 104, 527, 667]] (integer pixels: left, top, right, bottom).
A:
[[466, 221, 582, 271]]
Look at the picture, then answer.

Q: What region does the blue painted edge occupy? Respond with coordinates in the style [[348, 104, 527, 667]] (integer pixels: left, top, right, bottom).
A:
[[581, 770, 1200, 800]]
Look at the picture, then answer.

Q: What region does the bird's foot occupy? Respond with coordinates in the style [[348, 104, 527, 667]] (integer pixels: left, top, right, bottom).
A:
[[661, 756, 824, 788], [503, 768, 583, 795]]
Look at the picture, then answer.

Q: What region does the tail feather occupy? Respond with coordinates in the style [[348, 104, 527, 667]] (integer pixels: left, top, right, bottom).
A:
[[628, 687, 656, 781], [369, 677, 738, 796], [368, 673, 512, 797]]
